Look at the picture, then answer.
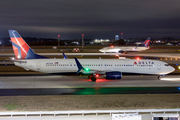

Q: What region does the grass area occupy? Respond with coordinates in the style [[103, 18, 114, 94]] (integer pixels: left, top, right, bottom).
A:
[[3, 102, 25, 110], [0, 94, 179, 111]]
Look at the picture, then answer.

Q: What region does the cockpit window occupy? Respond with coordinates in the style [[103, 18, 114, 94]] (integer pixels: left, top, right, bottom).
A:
[[164, 64, 169, 66]]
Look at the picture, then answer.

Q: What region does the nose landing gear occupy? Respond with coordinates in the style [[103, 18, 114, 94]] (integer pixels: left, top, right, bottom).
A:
[[158, 74, 166, 80]]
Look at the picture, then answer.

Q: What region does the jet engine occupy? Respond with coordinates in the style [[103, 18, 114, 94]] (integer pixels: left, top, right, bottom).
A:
[[118, 50, 124, 53], [105, 71, 122, 79]]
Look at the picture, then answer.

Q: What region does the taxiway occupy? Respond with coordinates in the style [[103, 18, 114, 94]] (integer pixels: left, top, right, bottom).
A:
[[0, 53, 180, 58], [0, 75, 180, 89]]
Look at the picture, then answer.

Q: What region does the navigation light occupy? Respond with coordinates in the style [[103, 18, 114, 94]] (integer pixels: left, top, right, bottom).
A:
[[85, 68, 89, 71]]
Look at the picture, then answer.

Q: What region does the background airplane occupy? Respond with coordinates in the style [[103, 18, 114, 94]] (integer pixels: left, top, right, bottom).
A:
[[9, 30, 174, 82], [99, 37, 150, 53]]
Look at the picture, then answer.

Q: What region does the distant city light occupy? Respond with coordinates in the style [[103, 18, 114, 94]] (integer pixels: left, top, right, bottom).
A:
[[94, 39, 110, 43], [115, 35, 119, 41]]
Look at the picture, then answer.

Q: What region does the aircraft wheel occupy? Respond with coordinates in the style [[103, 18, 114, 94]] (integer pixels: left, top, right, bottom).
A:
[[91, 76, 96, 82], [157, 75, 161, 80]]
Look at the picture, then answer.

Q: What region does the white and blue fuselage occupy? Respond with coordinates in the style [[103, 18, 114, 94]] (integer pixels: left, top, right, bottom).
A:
[[14, 59, 175, 75]]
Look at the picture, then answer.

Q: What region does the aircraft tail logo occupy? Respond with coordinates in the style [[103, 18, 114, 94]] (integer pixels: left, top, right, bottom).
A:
[[144, 37, 150, 47], [8, 30, 48, 60]]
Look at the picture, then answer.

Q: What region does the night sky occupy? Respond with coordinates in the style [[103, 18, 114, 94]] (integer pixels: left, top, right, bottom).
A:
[[0, 0, 180, 39]]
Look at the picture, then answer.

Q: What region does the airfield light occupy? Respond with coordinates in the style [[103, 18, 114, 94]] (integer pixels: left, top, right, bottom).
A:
[[10, 57, 15, 60], [178, 66, 180, 70], [136, 57, 140, 60]]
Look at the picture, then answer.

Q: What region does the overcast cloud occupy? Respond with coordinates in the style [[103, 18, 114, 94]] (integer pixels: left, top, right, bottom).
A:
[[0, 0, 180, 39]]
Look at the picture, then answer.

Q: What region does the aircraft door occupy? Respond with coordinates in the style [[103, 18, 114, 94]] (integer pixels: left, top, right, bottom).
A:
[[157, 63, 161, 70], [37, 62, 41, 71]]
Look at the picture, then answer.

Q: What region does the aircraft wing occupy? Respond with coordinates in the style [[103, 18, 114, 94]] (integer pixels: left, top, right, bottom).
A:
[[74, 57, 106, 75]]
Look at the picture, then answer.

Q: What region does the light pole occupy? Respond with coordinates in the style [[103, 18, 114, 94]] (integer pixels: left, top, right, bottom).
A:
[[58, 35, 60, 47], [82, 34, 84, 50]]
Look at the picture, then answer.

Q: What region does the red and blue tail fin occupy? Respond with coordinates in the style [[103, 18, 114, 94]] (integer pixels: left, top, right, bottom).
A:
[[8, 30, 48, 60], [144, 37, 150, 47]]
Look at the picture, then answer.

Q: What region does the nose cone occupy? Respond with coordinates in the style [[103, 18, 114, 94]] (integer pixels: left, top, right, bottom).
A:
[[169, 66, 175, 73], [99, 49, 104, 52]]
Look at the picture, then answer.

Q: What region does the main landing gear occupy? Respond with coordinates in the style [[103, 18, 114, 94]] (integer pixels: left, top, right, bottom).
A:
[[157, 75, 161, 80], [88, 75, 97, 82]]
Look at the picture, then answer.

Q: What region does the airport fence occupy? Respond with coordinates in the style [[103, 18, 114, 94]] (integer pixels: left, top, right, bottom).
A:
[[0, 109, 179, 117]]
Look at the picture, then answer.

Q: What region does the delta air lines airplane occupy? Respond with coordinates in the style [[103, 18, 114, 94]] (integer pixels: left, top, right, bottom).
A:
[[99, 37, 150, 53], [9, 30, 175, 82]]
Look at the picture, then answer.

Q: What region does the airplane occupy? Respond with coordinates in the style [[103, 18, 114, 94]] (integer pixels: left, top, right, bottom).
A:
[[9, 30, 175, 82], [99, 37, 150, 53]]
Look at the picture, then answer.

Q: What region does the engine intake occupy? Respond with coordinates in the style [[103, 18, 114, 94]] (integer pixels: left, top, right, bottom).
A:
[[118, 50, 124, 53]]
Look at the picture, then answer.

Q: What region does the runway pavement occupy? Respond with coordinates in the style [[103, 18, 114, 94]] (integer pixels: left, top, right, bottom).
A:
[[0, 75, 179, 95], [0, 75, 180, 88]]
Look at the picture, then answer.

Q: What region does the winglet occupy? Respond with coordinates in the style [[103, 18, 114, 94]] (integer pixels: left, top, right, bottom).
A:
[[62, 53, 67, 59], [74, 57, 84, 74]]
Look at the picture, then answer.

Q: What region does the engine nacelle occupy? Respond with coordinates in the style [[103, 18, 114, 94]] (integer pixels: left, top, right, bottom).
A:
[[118, 50, 124, 53], [105, 71, 122, 79]]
